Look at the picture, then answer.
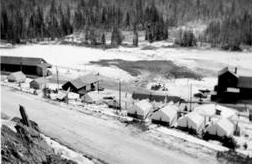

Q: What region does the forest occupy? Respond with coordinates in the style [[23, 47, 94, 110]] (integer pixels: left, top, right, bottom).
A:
[[1, 0, 252, 50]]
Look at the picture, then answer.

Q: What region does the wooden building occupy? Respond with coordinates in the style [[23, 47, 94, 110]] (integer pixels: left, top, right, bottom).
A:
[[212, 67, 252, 102], [1, 56, 52, 77], [132, 90, 183, 103], [62, 74, 101, 95]]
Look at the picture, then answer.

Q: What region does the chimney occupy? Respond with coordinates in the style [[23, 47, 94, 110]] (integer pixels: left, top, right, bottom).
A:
[[234, 67, 237, 74]]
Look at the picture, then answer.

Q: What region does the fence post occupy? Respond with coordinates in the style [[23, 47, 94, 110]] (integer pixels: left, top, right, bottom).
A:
[[19, 105, 31, 127]]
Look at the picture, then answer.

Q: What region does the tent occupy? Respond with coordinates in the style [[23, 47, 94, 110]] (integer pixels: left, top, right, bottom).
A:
[[151, 105, 178, 126], [128, 100, 152, 119], [206, 118, 234, 137], [56, 92, 67, 101], [29, 77, 48, 89], [177, 112, 205, 134], [7, 71, 26, 83], [194, 104, 237, 118], [82, 93, 95, 104]]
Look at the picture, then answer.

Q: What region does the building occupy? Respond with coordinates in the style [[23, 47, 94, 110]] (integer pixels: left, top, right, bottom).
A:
[[194, 104, 237, 119], [151, 105, 178, 127], [30, 77, 48, 90], [62, 74, 101, 95], [206, 118, 234, 137], [177, 112, 205, 134], [7, 71, 26, 83], [127, 100, 152, 119], [212, 67, 252, 102], [1, 56, 52, 77], [132, 90, 182, 103]]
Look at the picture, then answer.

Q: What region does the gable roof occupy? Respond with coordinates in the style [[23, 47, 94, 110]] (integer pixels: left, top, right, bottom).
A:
[[160, 105, 178, 118], [238, 76, 252, 89], [218, 67, 238, 78], [1, 56, 51, 68], [194, 104, 236, 118], [67, 74, 101, 90]]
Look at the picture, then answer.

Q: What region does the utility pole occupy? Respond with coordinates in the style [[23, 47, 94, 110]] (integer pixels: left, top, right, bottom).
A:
[[189, 83, 192, 112], [119, 79, 121, 111], [56, 66, 59, 90]]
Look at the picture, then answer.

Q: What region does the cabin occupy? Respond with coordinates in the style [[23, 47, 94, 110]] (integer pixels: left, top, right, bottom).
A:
[[127, 100, 152, 119], [7, 71, 26, 83], [62, 74, 101, 96], [30, 77, 48, 90], [151, 105, 178, 127], [212, 67, 252, 102], [1, 56, 52, 77]]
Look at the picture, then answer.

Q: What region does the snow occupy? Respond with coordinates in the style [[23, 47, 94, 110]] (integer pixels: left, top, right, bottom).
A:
[[194, 104, 237, 119], [1, 44, 251, 82], [42, 134, 94, 164], [156, 127, 229, 152]]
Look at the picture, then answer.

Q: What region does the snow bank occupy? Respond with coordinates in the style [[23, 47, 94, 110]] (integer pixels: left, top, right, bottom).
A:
[[42, 134, 94, 164]]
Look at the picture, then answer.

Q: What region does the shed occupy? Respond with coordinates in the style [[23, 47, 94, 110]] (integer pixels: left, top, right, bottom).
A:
[[29, 77, 48, 89], [177, 112, 205, 134], [7, 71, 26, 83], [151, 105, 178, 126], [128, 100, 152, 119], [206, 118, 234, 137]]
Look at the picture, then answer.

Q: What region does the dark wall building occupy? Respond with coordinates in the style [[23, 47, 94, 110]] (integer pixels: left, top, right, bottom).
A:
[[212, 67, 252, 102], [62, 74, 100, 95], [1, 56, 52, 77]]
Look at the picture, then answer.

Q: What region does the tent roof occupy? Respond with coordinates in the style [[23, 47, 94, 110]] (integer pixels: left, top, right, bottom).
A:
[[194, 104, 236, 118], [1, 56, 51, 67], [208, 118, 234, 136], [135, 100, 152, 112], [185, 112, 204, 126], [9, 71, 26, 77], [159, 105, 178, 118], [32, 77, 48, 84]]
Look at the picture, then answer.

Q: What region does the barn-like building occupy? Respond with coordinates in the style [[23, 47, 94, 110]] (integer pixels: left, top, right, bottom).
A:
[[1, 56, 52, 77], [62, 74, 101, 95], [212, 67, 252, 102]]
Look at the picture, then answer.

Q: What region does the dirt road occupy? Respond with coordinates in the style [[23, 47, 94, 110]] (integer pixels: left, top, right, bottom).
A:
[[1, 86, 202, 164]]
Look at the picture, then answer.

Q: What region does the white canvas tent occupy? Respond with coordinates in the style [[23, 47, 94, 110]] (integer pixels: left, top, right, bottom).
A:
[[7, 71, 26, 83], [82, 93, 95, 104], [177, 112, 205, 134], [194, 104, 237, 119], [151, 105, 178, 126], [128, 100, 152, 119], [206, 118, 234, 137]]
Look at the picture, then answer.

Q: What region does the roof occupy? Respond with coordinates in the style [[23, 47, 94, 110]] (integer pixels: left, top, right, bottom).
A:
[[68, 74, 101, 90], [194, 104, 236, 118], [218, 67, 238, 78], [186, 112, 204, 126], [207, 118, 234, 136], [1, 56, 51, 67], [31, 77, 48, 84], [159, 105, 178, 118], [238, 76, 252, 89], [9, 71, 26, 77], [135, 100, 152, 112]]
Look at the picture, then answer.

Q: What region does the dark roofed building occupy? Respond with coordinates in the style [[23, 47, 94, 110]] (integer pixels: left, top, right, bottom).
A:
[[1, 56, 52, 77], [62, 74, 101, 95], [132, 90, 183, 103], [212, 67, 252, 102]]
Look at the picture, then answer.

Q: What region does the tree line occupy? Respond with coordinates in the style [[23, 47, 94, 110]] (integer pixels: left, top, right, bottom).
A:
[[0, 0, 251, 49]]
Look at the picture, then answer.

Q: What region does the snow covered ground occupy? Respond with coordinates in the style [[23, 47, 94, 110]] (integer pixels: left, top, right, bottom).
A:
[[1, 43, 251, 100]]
